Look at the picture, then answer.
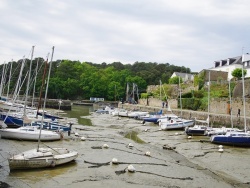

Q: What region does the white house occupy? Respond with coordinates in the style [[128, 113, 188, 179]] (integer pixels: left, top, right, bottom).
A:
[[170, 72, 194, 82], [209, 54, 250, 80]]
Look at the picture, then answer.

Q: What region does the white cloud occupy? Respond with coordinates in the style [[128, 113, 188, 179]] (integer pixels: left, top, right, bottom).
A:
[[0, 0, 250, 72]]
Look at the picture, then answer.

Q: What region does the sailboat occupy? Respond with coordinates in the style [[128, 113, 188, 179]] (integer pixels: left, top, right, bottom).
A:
[[210, 54, 250, 147], [7, 47, 78, 170]]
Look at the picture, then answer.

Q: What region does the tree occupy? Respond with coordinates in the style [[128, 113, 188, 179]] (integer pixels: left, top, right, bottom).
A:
[[231, 68, 247, 79], [169, 76, 183, 84]]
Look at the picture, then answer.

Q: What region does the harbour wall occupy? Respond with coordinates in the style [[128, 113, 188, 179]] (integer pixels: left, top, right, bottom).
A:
[[119, 97, 250, 130]]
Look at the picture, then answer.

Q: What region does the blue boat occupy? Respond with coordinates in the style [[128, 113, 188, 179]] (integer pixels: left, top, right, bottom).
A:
[[31, 120, 72, 132], [210, 131, 250, 147], [142, 112, 177, 124]]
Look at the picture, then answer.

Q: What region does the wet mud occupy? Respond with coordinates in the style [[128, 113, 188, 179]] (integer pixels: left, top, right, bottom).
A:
[[0, 113, 250, 188]]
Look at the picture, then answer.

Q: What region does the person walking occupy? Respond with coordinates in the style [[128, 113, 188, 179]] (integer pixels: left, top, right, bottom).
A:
[[237, 108, 241, 117], [162, 101, 165, 108]]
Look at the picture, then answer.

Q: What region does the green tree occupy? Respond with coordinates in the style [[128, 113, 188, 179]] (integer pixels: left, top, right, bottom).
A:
[[169, 76, 183, 84], [231, 68, 247, 79]]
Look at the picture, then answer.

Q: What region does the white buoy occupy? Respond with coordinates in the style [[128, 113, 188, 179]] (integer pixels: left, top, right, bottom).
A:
[[80, 136, 86, 141], [75, 132, 79, 137], [175, 132, 179, 135], [218, 145, 223, 149], [111, 158, 118, 164], [128, 143, 134, 148], [218, 148, 224, 153], [188, 136, 192, 139], [127, 165, 136, 172], [102, 144, 109, 149], [145, 151, 151, 156], [144, 129, 148, 132]]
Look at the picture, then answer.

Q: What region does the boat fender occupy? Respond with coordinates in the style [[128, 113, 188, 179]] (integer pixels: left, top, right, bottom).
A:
[[60, 132, 64, 139], [51, 160, 56, 167]]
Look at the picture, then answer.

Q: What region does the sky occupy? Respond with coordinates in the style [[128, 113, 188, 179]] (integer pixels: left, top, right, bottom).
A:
[[0, 0, 250, 72]]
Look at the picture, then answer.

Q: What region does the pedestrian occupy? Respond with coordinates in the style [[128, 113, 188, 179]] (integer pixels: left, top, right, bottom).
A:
[[162, 101, 165, 108], [165, 100, 168, 108], [237, 108, 241, 117]]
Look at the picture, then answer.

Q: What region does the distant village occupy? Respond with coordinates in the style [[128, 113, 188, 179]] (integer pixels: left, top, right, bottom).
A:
[[170, 54, 250, 83]]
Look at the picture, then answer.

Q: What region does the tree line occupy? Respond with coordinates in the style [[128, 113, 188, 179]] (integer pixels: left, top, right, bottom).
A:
[[0, 58, 192, 101]]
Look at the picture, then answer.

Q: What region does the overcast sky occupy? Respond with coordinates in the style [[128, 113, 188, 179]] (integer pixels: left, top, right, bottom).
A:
[[0, 0, 250, 72]]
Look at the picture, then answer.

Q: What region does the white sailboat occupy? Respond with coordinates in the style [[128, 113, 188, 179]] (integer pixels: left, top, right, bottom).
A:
[[0, 126, 62, 141], [7, 47, 78, 170]]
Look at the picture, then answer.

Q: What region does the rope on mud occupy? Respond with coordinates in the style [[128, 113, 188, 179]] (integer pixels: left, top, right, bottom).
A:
[[135, 170, 193, 180], [84, 160, 169, 168]]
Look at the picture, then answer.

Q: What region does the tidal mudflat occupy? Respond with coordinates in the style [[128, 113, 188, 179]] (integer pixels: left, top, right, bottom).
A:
[[1, 113, 250, 188]]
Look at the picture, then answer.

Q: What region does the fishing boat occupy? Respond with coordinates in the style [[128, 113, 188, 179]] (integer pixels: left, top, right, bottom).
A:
[[0, 126, 62, 141], [8, 147, 78, 170]]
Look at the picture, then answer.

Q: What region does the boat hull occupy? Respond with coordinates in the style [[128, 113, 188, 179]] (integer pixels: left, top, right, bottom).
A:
[[8, 148, 78, 170], [0, 127, 61, 141], [211, 134, 250, 147]]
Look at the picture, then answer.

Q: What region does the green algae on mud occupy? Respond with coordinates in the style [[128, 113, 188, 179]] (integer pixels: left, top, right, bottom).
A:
[[125, 131, 145, 144]]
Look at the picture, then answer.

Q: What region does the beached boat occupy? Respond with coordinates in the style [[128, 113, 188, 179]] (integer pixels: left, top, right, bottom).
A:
[[111, 108, 128, 116], [8, 147, 78, 170], [0, 126, 62, 141], [185, 118, 210, 136], [159, 116, 194, 130], [142, 112, 176, 124], [210, 131, 250, 147], [7, 47, 78, 171], [211, 56, 250, 147], [31, 120, 72, 132]]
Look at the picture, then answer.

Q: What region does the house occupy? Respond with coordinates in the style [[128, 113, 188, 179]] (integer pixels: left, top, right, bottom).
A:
[[209, 54, 250, 80], [199, 69, 228, 82], [170, 72, 194, 82]]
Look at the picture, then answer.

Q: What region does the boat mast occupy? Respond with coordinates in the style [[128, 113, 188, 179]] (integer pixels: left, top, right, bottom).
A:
[[23, 46, 35, 123], [179, 76, 182, 117], [229, 79, 233, 128], [207, 71, 210, 127], [6, 60, 13, 99], [242, 58, 247, 133], [38, 46, 55, 150], [32, 58, 40, 107]]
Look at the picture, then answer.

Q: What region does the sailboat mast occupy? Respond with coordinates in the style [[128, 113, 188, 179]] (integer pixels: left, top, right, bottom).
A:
[[38, 46, 55, 150], [23, 46, 35, 120], [32, 58, 40, 107], [229, 79, 233, 128], [179, 76, 182, 117], [208, 71, 210, 127], [6, 60, 13, 99], [242, 62, 246, 132]]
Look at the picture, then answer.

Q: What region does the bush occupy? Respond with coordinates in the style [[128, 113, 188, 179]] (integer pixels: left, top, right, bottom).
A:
[[179, 98, 202, 110]]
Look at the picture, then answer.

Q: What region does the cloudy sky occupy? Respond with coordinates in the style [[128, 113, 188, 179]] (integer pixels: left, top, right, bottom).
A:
[[0, 0, 250, 72]]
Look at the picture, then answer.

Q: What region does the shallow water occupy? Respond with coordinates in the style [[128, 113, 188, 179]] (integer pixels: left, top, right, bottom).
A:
[[1, 106, 250, 188]]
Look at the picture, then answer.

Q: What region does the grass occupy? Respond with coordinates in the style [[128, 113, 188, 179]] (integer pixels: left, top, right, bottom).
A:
[[124, 131, 145, 144]]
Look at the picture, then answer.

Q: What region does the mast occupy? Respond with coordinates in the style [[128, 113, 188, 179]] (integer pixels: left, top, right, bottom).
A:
[[32, 58, 40, 107], [229, 79, 233, 128], [6, 60, 13, 99], [38, 46, 55, 150], [179, 76, 182, 117], [242, 60, 246, 133], [207, 71, 210, 127], [36, 54, 49, 117], [23, 46, 35, 122]]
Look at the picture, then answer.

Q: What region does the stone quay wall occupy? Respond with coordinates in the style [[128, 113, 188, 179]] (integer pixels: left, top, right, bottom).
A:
[[119, 97, 250, 130]]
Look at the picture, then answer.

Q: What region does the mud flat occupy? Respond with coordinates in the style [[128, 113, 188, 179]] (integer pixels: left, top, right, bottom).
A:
[[0, 113, 250, 188]]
